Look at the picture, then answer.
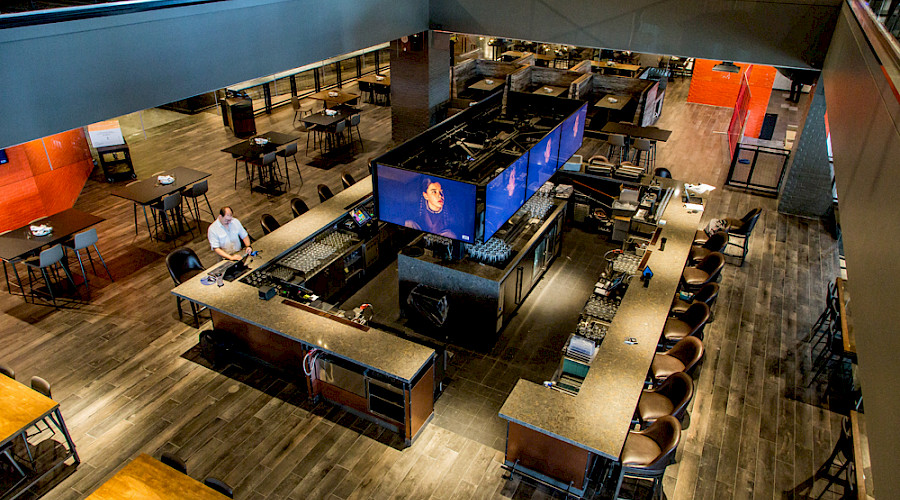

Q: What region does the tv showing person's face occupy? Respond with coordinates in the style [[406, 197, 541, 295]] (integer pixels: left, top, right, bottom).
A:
[[423, 182, 444, 213], [486, 156, 527, 240]]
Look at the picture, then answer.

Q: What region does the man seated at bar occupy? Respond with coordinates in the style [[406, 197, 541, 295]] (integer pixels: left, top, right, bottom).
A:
[[208, 206, 252, 260]]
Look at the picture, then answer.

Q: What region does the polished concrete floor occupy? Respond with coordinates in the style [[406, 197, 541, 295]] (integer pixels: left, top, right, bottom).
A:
[[0, 77, 851, 499]]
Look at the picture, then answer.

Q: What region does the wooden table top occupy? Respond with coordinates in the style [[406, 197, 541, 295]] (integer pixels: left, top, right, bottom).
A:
[[0, 375, 57, 446], [469, 78, 505, 92], [358, 74, 390, 86], [595, 60, 642, 73], [594, 94, 631, 110], [601, 122, 673, 142], [87, 454, 231, 499], [533, 86, 567, 97], [836, 277, 856, 355], [308, 90, 360, 104]]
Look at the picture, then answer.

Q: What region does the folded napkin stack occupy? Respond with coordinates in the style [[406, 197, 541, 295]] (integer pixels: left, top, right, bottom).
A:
[[30, 224, 52, 236], [157, 175, 175, 185]]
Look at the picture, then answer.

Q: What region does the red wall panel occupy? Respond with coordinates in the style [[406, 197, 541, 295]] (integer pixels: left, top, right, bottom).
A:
[[22, 139, 51, 176]]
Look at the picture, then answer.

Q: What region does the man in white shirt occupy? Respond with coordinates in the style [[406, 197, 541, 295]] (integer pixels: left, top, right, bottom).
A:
[[208, 206, 252, 260]]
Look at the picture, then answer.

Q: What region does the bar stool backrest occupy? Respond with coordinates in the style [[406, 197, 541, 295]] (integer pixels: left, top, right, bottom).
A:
[[657, 372, 694, 420], [72, 228, 99, 251], [333, 121, 347, 134], [39, 245, 64, 268], [283, 143, 298, 156], [609, 134, 626, 147], [350, 114, 361, 127], [161, 192, 182, 211], [634, 138, 652, 151], [262, 152, 277, 166], [693, 282, 720, 307], [703, 231, 729, 253], [0, 364, 14, 379], [189, 180, 209, 197], [291, 198, 309, 218], [667, 336, 704, 373], [341, 173, 355, 189]]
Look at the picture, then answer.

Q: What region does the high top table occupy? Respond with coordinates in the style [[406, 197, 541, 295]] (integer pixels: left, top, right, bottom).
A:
[[110, 166, 210, 240], [498, 179, 702, 495], [0, 375, 79, 499], [86, 454, 230, 499], [221, 132, 296, 195], [0, 208, 104, 298]]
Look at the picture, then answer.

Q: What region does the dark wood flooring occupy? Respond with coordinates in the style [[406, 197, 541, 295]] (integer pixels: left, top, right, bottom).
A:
[[0, 78, 852, 499]]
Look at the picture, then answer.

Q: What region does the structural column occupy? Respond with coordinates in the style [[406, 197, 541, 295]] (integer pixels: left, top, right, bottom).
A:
[[777, 75, 833, 218], [390, 31, 452, 143]]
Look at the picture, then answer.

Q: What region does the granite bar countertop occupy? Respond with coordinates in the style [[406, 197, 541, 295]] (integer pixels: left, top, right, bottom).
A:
[[498, 178, 703, 459], [172, 177, 435, 383], [404, 201, 567, 283]]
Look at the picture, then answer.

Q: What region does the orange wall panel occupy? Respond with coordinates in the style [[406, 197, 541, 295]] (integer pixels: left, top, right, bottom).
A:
[[0, 128, 93, 232], [687, 59, 777, 139]]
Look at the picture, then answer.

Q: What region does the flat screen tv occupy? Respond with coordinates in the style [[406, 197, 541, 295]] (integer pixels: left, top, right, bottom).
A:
[[375, 164, 477, 242], [525, 126, 562, 198], [484, 155, 528, 240], [0, 149, 7, 165], [557, 103, 588, 165]]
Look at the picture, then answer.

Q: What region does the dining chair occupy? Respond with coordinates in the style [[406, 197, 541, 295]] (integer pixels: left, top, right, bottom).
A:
[[290, 94, 302, 124], [247, 152, 280, 192], [0, 363, 13, 379], [23, 244, 76, 307], [152, 192, 192, 242], [325, 121, 347, 153], [276, 143, 302, 188], [63, 228, 113, 290], [204, 478, 234, 498], [182, 180, 214, 230], [29, 377, 58, 437], [160, 452, 188, 474]]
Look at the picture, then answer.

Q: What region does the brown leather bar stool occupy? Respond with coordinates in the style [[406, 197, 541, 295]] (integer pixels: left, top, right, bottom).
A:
[[681, 252, 725, 291], [689, 231, 728, 263], [650, 336, 704, 384], [609, 415, 681, 499], [636, 372, 694, 427], [671, 282, 719, 320], [341, 172, 356, 189], [724, 208, 762, 266], [662, 302, 710, 344]]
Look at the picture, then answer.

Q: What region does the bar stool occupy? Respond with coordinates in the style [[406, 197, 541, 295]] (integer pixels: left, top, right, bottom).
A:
[[306, 124, 324, 154], [653, 167, 671, 178], [636, 372, 694, 427], [204, 478, 234, 498], [346, 114, 362, 147], [324, 121, 347, 153], [247, 152, 281, 192], [671, 282, 719, 320], [661, 302, 710, 345], [160, 452, 187, 474], [341, 173, 356, 190], [23, 244, 76, 306], [152, 192, 192, 242], [182, 180, 214, 231], [631, 138, 655, 171], [681, 252, 725, 291], [607, 134, 627, 164], [260, 214, 281, 235], [609, 415, 681, 500], [0, 364, 13, 379], [724, 208, 762, 266], [291, 198, 309, 218], [650, 336, 704, 383], [63, 228, 113, 290], [688, 231, 728, 263], [0, 231, 26, 299], [276, 143, 303, 188], [318, 184, 334, 203], [165, 248, 206, 326]]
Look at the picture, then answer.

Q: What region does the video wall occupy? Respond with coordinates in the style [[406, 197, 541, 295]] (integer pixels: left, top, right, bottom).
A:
[[375, 164, 477, 243], [484, 155, 528, 240]]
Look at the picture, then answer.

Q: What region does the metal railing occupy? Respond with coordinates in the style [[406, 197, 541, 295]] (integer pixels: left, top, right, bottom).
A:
[[725, 143, 791, 196]]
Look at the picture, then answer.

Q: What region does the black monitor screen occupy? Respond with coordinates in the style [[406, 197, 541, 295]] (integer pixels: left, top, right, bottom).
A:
[[558, 103, 588, 165], [526, 126, 561, 198], [484, 155, 528, 240], [0, 150, 7, 165], [375, 164, 477, 242]]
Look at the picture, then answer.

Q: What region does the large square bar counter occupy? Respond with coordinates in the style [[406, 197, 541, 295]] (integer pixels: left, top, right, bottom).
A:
[[498, 180, 703, 494], [172, 177, 436, 444]]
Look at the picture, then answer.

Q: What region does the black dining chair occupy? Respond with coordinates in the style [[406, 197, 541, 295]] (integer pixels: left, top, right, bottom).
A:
[[160, 452, 187, 474], [204, 477, 234, 498], [346, 114, 362, 147], [165, 248, 206, 326]]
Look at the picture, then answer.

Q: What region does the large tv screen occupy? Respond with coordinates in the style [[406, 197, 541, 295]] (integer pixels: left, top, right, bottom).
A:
[[375, 164, 477, 242], [558, 103, 588, 165], [525, 127, 561, 198], [484, 155, 528, 240]]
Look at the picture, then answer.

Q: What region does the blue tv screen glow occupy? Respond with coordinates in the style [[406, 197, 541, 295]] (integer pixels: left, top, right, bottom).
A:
[[376, 164, 477, 242], [484, 155, 528, 240], [525, 126, 561, 198], [558, 103, 588, 165]]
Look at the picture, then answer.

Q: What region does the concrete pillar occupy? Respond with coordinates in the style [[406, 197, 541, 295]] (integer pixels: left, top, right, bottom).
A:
[[777, 75, 833, 218], [390, 30, 452, 144]]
